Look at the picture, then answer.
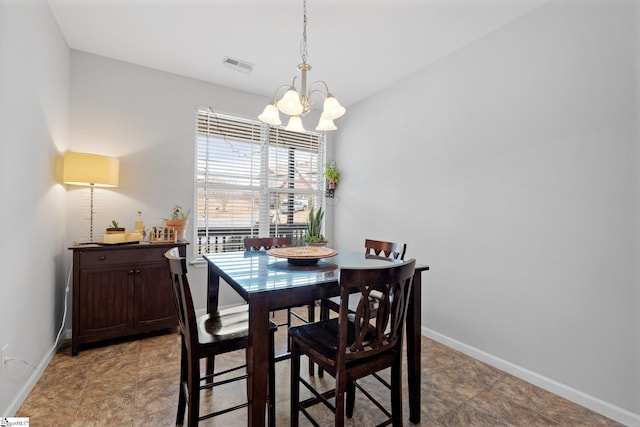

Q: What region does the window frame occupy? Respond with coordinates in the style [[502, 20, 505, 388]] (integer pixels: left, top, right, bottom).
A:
[[193, 108, 326, 256]]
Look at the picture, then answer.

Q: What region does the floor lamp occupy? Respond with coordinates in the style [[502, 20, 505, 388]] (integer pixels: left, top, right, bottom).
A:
[[63, 152, 120, 242]]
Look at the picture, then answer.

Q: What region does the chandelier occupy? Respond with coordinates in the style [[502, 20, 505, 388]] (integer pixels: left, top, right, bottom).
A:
[[258, 0, 345, 132]]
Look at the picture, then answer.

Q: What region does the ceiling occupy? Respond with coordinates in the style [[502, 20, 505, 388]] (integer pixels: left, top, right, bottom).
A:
[[47, 0, 547, 107]]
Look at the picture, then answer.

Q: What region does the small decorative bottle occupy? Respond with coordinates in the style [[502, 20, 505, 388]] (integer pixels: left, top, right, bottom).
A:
[[135, 211, 146, 241]]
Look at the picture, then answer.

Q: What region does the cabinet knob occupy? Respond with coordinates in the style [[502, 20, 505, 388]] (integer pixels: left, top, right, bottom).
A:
[[99, 256, 106, 261], [128, 270, 134, 275], [135, 269, 141, 275]]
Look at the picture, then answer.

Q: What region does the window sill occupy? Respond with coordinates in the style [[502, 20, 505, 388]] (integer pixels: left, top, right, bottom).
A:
[[189, 258, 208, 268]]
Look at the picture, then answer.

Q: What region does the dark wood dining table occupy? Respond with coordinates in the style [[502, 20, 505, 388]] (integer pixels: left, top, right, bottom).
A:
[[204, 248, 428, 426]]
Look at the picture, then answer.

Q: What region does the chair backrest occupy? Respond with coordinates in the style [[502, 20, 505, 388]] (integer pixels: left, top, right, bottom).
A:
[[337, 259, 416, 362], [244, 236, 292, 251], [164, 247, 199, 358], [365, 239, 407, 260]]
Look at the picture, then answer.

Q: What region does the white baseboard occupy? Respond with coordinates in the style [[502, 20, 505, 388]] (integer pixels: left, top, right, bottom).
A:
[[2, 339, 63, 416], [422, 327, 640, 427]]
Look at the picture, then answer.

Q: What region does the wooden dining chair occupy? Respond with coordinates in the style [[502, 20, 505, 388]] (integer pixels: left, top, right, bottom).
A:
[[317, 239, 406, 379], [244, 237, 316, 361], [320, 239, 406, 320], [164, 247, 277, 426], [289, 259, 416, 427]]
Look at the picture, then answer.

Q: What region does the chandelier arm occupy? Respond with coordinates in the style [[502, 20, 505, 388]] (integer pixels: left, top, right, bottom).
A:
[[308, 88, 328, 103], [308, 80, 330, 95], [272, 84, 294, 100], [291, 75, 301, 91]]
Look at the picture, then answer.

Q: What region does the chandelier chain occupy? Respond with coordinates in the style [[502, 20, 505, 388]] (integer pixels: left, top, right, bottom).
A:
[[301, 0, 308, 64]]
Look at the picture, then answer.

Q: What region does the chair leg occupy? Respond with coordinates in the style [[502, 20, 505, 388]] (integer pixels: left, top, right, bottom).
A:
[[346, 381, 356, 418], [317, 301, 330, 378], [286, 309, 292, 352], [187, 359, 200, 427], [176, 342, 187, 425], [307, 303, 315, 376], [334, 372, 346, 427], [391, 356, 402, 427], [290, 339, 301, 427], [205, 355, 214, 385], [268, 329, 276, 427]]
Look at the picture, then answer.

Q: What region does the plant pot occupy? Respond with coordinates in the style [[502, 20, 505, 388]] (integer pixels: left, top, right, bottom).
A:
[[328, 181, 337, 190], [305, 241, 328, 247], [165, 220, 188, 241]]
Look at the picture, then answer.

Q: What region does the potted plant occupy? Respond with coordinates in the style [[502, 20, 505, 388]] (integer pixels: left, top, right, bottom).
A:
[[165, 204, 190, 241], [106, 220, 125, 234], [324, 165, 341, 190], [303, 206, 327, 246]]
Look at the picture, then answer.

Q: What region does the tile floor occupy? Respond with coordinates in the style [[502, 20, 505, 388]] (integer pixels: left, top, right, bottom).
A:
[[17, 309, 623, 426]]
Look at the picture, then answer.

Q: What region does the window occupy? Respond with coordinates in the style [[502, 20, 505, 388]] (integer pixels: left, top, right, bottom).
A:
[[194, 109, 325, 255]]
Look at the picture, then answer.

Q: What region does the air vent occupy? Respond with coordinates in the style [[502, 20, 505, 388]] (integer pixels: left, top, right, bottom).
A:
[[223, 56, 254, 74]]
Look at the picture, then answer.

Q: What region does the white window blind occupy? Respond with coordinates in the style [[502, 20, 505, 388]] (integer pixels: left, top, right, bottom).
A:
[[194, 109, 325, 255]]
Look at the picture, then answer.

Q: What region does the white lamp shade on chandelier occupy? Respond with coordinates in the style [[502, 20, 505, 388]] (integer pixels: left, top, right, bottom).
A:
[[258, 102, 281, 126], [259, 0, 345, 132]]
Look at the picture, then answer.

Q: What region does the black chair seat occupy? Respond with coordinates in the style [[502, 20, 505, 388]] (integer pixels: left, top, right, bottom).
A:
[[289, 318, 397, 376], [199, 305, 277, 344]]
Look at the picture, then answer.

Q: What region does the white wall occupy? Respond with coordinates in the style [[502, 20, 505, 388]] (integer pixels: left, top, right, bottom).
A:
[[335, 0, 639, 422], [67, 51, 287, 313], [0, 0, 70, 415]]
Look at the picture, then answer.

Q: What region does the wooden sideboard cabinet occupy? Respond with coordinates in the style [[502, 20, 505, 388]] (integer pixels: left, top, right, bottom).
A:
[[69, 242, 187, 355]]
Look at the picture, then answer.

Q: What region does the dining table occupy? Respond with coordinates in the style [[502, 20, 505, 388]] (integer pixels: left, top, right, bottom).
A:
[[204, 248, 429, 426]]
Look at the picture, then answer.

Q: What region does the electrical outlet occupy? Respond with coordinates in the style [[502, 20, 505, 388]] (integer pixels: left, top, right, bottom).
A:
[[0, 344, 7, 372]]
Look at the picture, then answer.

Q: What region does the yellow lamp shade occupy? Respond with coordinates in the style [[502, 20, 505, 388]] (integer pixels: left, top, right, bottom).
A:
[[63, 152, 120, 187]]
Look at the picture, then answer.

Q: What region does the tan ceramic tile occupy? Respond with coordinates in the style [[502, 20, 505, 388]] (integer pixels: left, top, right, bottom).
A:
[[21, 368, 88, 409], [138, 331, 180, 352], [72, 392, 136, 426], [467, 388, 557, 426], [429, 358, 505, 400], [437, 401, 501, 426], [137, 339, 180, 369], [544, 396, 623, 426], [490, 374, 557, 413], [16, 394, 79, 420], [81, 371, 138, 404], [135, 376, 180, 416], [47, 346, 97, 369], [90, 350, 140, 376], [423, 341, 471, 373], [86, 338, 141, 361], [137, 357, 180, 384], [421, 378, 471, 420], [133, 406, 177, 427], [21, 412, 77, 427], [19, 333, 622, 427]]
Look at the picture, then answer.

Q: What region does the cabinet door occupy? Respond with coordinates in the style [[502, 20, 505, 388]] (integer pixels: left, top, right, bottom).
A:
[[77, 267, 135, 336], [134, 262, 178, 329]]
